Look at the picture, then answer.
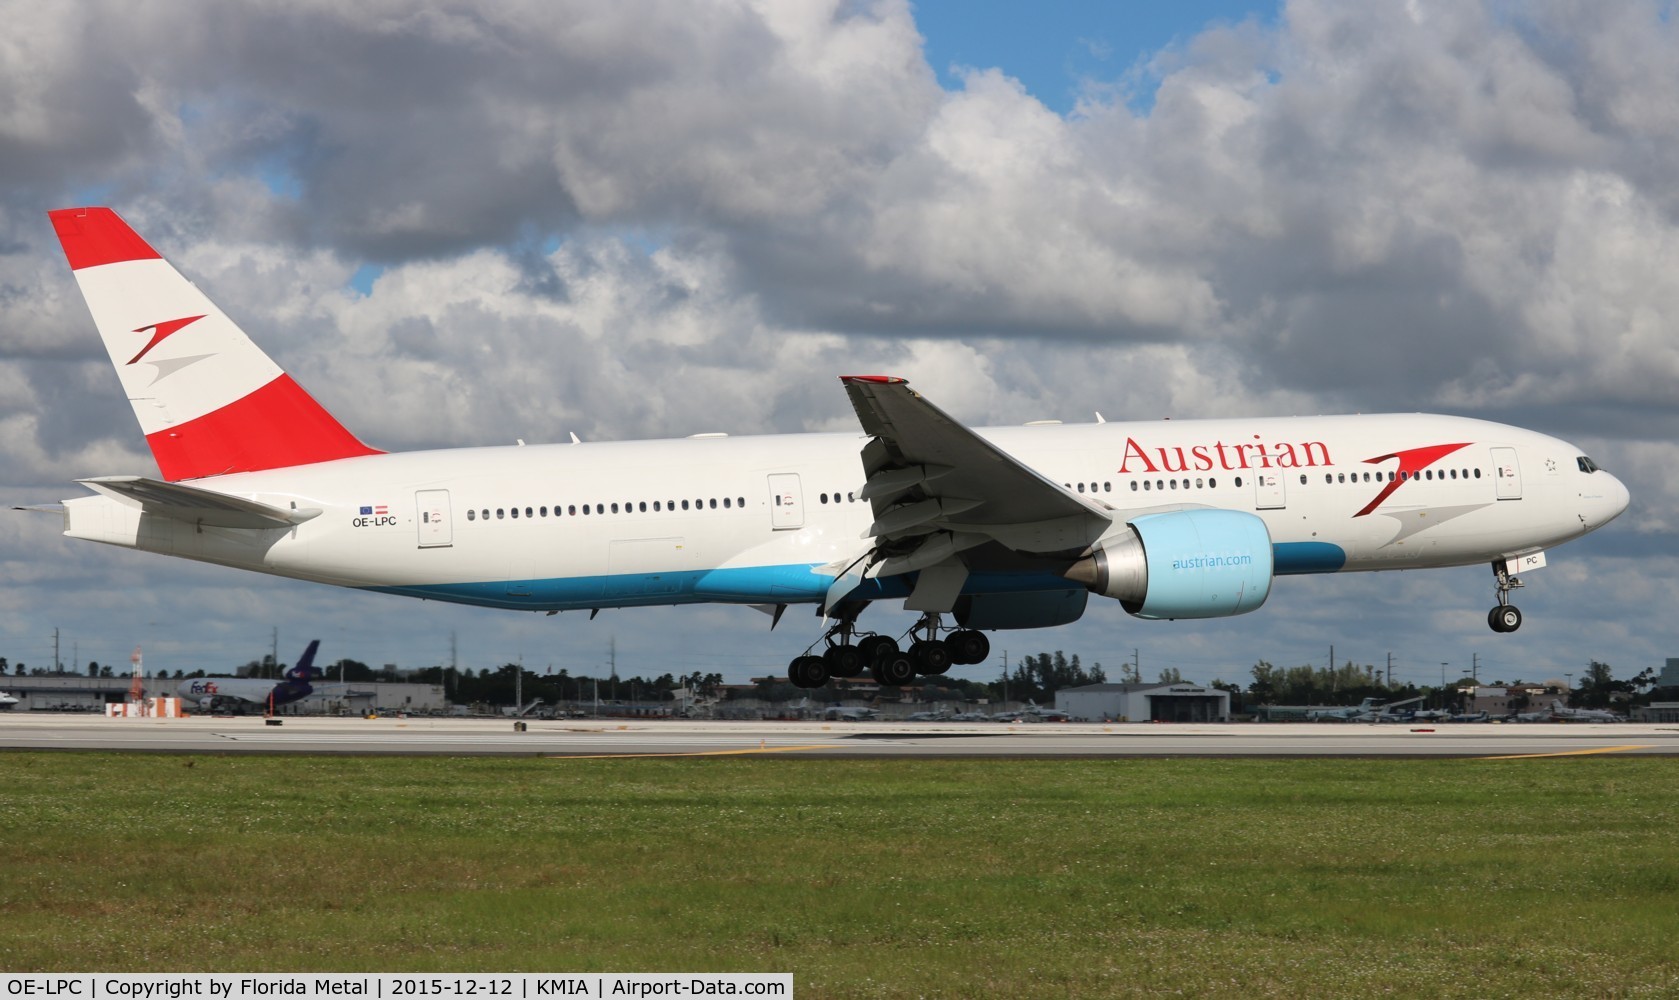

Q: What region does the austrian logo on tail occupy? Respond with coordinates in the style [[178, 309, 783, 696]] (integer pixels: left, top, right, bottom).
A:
[[127, 315, 205, 365]]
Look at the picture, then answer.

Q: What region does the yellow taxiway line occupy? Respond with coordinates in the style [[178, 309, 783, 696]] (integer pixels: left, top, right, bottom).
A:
[[549, 743, 842, 760], [1481, 744, 1653, 760]]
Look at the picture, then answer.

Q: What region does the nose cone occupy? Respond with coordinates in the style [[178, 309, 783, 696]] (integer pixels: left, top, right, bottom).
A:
[[1586, 471, 1631, 530]]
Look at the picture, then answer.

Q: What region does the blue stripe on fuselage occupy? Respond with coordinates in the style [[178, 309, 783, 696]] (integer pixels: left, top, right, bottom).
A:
[[362, 564, 1079, 612], [1272, 541, 1347, 575]]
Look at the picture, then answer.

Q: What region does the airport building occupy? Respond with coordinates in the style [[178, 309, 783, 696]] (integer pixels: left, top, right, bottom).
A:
[[1055, 682, 1230, 722]]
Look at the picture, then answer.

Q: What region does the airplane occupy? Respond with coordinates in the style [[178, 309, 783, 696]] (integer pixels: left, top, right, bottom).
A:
[[1546, 700, 1623, 722], [31, 207, 1631, 688], [1026, 699, 1070, 722], [949, 709, 991, 721], [1446, 710, 1490, 723], [0, 690, 18, 711], [177, 639, 327, 713], [905, 706, 953, 721], [822, 705, 880, 721], [1306, 697, 1383, 722], [1355, 694, 1426, 723]]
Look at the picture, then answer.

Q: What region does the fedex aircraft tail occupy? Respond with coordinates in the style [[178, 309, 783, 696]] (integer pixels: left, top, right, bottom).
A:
[[48, 207, 380, 481], [283, 639, 324, 682]]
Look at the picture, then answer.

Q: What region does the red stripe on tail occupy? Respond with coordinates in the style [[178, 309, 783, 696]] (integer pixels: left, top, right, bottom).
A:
[[49, 208, 164, 270], [146, 374, 383, 481]]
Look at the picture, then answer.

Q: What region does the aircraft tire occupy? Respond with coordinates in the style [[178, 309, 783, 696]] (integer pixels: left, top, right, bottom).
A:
[[789, 655, 829, 688], [911, 640, 952, 675], [948, 629, 990, 665], [1488, 605, 1522, 633], [875, 648, 916, 687], [824, 643, 865, 678], [858, 634, 896, 662]]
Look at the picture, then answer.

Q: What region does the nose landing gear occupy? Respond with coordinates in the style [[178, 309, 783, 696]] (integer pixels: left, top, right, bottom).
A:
[[1488, 561, 1525, 633]]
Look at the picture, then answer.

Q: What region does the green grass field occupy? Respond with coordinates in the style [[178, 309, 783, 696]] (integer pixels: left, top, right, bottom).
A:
[[2, 753, 1675, 998]]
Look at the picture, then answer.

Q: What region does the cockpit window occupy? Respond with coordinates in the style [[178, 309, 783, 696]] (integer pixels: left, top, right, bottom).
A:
[[1577, 456, 1600, 474]]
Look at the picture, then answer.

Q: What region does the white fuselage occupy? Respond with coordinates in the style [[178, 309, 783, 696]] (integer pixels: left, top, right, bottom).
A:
[[58, 411, 1627, 616]]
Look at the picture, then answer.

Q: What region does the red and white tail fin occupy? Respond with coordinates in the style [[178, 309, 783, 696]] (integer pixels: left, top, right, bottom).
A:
[[48, 207, 381, 481]]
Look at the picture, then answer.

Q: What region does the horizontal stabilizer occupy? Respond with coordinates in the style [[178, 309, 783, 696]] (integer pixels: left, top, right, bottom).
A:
[[77, 476, 321, 529]]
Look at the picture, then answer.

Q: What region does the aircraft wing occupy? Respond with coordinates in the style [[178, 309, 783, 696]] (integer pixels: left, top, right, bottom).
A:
[[77, 476, 321, 529], [839, 376, 1112, 576]]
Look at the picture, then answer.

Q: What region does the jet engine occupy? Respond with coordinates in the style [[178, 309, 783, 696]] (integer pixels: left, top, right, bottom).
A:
[[1064, 510, 1273, 619]]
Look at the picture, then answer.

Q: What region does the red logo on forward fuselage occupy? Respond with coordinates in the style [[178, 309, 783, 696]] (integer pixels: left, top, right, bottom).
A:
[[127, 315, 205, 365], [1353, 442, 1473, 517]]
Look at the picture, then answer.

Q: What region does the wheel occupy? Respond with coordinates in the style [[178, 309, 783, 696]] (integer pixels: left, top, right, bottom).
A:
[[874, 648, 916, 687], [1488, 605, 1522, 633], [857, 634, 896, 663], [948, 629, 990, 665], [824, 643, 865, 678], [788, 655, 829, 688], [910, 639, 952, 675]]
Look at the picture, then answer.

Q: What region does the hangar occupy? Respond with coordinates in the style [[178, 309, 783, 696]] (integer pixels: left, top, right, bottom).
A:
[[1055, 682, 1230, 723]]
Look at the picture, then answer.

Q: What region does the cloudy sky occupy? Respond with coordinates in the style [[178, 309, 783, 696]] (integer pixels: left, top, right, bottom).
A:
[[3, 0, 1675, 690]]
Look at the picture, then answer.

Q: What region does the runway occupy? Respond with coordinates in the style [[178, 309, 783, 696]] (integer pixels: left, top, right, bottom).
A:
[[2, 712, 1677, 757]]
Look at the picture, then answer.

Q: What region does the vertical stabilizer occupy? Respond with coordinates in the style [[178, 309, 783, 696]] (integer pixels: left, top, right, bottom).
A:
[[49, 207, 381, 481]]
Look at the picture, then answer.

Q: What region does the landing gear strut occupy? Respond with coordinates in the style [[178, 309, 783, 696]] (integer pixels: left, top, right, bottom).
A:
[[1488, 561, 1525, 633]]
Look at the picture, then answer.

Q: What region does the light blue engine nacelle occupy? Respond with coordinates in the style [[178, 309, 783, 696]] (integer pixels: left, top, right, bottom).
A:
[[1064, 509, 1273, 619]]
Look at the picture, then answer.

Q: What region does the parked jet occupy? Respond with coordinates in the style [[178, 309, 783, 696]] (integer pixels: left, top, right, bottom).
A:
[[0, 690, 17, 711], [1547, 700, 1623, 722], [177, 639, 325, 713], [822, 705, 880, 721], [35, 208, 1630, 689], [905, 707, 953, 721], [1356, 694, 1426, 723], [1307, 697, 1384, 722], [1026, 700, 1070, 722]]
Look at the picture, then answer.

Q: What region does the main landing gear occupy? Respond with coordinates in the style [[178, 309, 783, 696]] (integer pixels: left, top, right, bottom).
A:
[[1487, 561, 1525, 633], [786, 614, 992, 689]]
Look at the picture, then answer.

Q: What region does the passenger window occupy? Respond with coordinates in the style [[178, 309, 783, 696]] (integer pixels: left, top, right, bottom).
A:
[[1300, 475, 1307, 485], [682, 500, 690, 510], [1131, 481, 1139, 491], [724, 497, 732, 508], [1143, 481, 1151, 491], [467, 509, 476, 521], [1234, 476, 1243, 487], [496, 508, 505, 520], [709, 498, 717, 509]]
